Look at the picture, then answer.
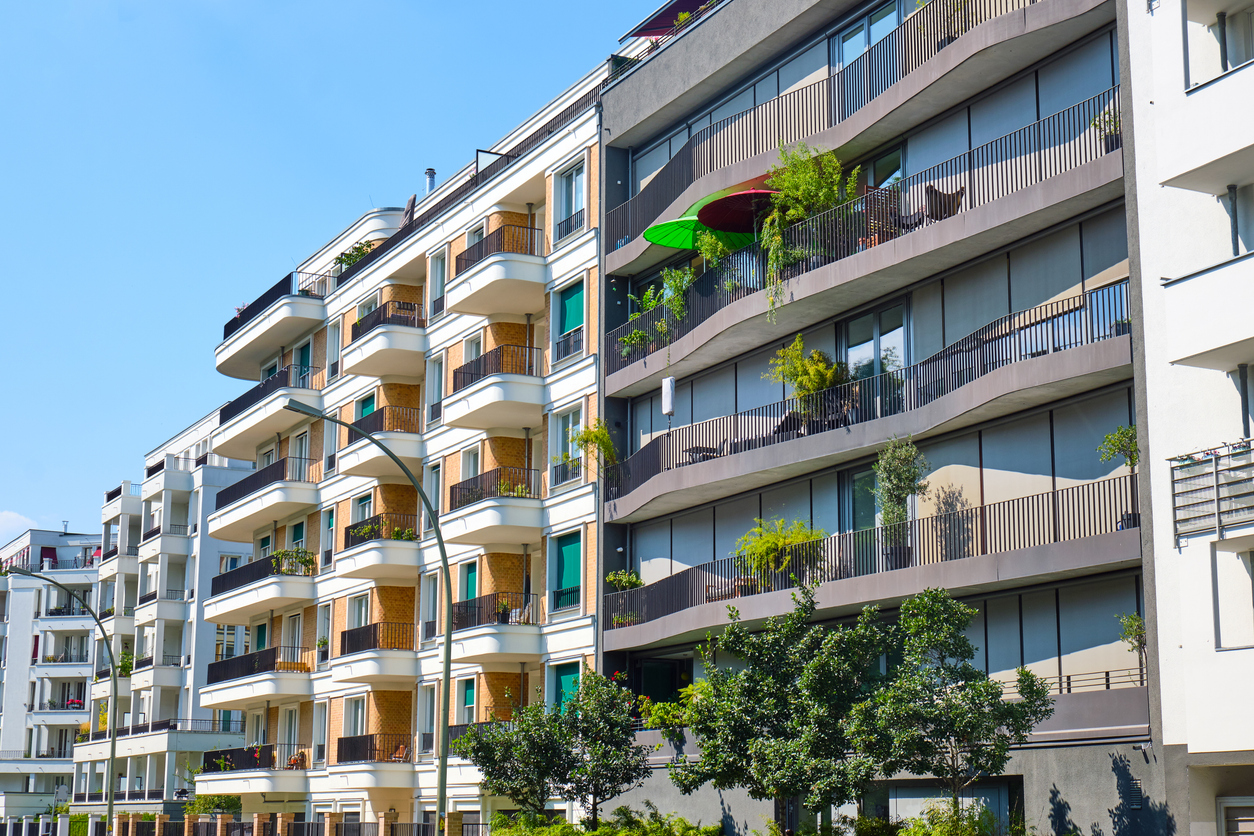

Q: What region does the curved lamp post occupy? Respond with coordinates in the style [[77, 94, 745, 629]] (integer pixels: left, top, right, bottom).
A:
[[282, 398, 455, 828], [7, 565, 119, 834]]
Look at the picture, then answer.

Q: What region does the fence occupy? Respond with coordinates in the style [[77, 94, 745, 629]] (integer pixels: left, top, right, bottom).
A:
[[351, 301, 426, 342], [451, 345, 545, 392], [1171, 440, 1254, 538]]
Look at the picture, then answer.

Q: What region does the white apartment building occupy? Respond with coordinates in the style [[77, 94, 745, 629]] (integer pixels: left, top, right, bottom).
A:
[[194, 63, 604, 828], [1126, 0, 1254, 829], [72, 413, 252, 815], [0, 528, 101, 819]]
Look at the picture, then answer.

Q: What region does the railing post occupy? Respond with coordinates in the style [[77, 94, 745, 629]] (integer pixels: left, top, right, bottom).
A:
[[184, 815, 199, 836]]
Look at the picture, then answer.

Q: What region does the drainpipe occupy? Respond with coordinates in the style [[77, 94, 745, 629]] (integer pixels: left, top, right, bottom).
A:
[[1228, 185, 1240, 257], [1218, 13, 1229, 72], [1240, 364, 1250, 438]]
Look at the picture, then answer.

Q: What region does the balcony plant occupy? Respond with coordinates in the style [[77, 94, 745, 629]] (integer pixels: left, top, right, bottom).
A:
[[570, 419, 619, 477], [605, 569, 643, 591], [1098, 425, 1140, 472], [316, 635, 328, 650], [496, 477, 532, 498], [1117, 611, 1147, 676], [349, 522, 380, 542], [618, 266, 696, 360], [496, 598, 512, 624], [611, 612, 640, 628], [389, 526, 418, 541], [1091, 111, 1121, 152], [734, 517, 826, 590], [118, 648, 135, 678], [763, 333, 852, 418], [872, 435, 930, 569], [270, 547, 316, 575], [333, 240, 377, 269]]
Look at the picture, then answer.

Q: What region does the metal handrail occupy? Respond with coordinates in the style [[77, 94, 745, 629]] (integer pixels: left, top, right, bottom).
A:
[[209, 550, 316, 597], [343, 513, 421, 549], [454, 225, 546, 276], [345, 407, 423, 447], [220, 364, 324, 425], [451, 345, 545, 392], [555, 209, 585, 242], [448, 467, 541, 512], [351, 300, 426, 343], [215, 456, 321, 511], [451, 592, 541, 631], [223, 271, 332, 340], [205, 646, 312, 685], [339, 622, 415, 655]]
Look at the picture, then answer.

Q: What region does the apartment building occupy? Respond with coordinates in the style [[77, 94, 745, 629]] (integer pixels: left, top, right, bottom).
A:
[[1123, 0, 1254, 827], [0, 528, 101, 819], [72, 415, 252, 815], [597, 0, 1150, 829], [193, 65, 605, 826]]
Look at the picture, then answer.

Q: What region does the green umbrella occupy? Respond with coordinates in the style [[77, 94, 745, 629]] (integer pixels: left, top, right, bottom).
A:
[[643, 215, 755, 251]]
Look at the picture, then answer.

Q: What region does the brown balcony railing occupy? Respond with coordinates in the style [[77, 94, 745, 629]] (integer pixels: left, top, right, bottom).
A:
[[202, 742, 311, 772], [448, 467, 541, 512], [350, 301, 426, 343], [452, 592, 540, 631], [343, 513, 421, 549], [554, 326, 584, 363], [209, 550, 316, 597], [336, 732, 413, 764], [454, 225, 546, 276], [608, 281, 1129, 501], [339, 622, 415, 655], [1172, 439, 1254, 539], [345, 406, 423, 447], [451, 345, 545, 392], [605, 475, 1139, 630], [205, 645, 312, 685], [607, 87, 1123, 373], [555, 209, 585, 242], [222, 270, 332, 341], [215, 457, 320, 511], [220, 364, 324, 425]]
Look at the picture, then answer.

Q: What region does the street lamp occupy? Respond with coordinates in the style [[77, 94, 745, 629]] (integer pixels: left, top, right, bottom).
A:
[[282, 398, 455, 827], [6, 566, 120, 834]]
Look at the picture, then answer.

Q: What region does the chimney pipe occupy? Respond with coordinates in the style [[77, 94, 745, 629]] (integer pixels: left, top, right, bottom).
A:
[[425, 168, 436, 195]]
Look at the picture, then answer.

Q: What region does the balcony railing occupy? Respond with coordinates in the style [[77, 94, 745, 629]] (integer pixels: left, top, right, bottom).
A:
[[19, 556, 96, 571], [607, 87, 1123, 373], [343, 512, 422, 550], [345, 406, 423, 447], [146, 456, 196, 478], [134, 656, 153, 670], [432, 295, 445, 317], [43, 604, 90, 617], [552, 586, 581, 612], [209, 551, 316, 597], [1003, 666, 1146, 697], [554, 327, 584, 363], [454, 225, 546, 276], [205, 645, 312, 685], [142, 523, 189, 542], [448, 467, 541, 512], [88, 718, 244, 741], [102, 546, 119, 560], [201, 742, 311, 772], [552, 457, 583, 487], [35, 701, 86, 711], [215, 456, 320, 511], [350, 300, 426, 343], [606, 0, 730, 85], [609, 281, 1129, 501], [555, 209, 585, 242], [1172, 439, 1254, 539], [451, 345, 545, 392], [222, 270, 332, 341], [36, 652, 89, 664], [220, 364, 324, 425], [605, 475, 1139, 629], [422, 620, 437, 641], [339, 622, 415, 655], [606, 0, 1042, 251], [104, 483, 140, 502], [336, 732, 413, 764], [452, 592, 540, 631], [162, 654, 184, 667]]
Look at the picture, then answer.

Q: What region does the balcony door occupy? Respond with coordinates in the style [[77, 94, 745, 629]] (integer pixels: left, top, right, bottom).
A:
[[348, 595, 369, 630], [344, 697, 366, 737], [291, 433, 308, 475], [283, 707, 298, 749], [844, 301, 907, 418], [834, 1, 900, 117], [285, 614, 302, 650], [295, 343, 312, 388]]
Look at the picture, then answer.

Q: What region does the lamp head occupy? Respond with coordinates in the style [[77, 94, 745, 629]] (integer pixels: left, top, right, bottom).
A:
[[283, 399, 324, 419]]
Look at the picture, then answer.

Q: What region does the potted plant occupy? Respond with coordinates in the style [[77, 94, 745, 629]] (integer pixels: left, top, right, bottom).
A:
[[1091, 111, 1121, 153], [316, 635, 329, 662], [1111, 317, 1131, 336], [763, 333, 852, 423], [1098, 425, 1140, 528], [872, 436, 930, 570], [734, 517, 826, 591], [612, 612, 640, 628], [570, 419, 619, 478], [605, 569, 644, 591], [495, 598, 512, 625]]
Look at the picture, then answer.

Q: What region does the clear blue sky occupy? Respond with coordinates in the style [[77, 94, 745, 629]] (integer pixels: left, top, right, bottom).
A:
[[0, 0, 647, 543]]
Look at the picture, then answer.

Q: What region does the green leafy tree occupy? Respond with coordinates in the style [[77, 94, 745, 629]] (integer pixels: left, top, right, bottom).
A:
[[451, 691, 575, 816], [1098, 425, 1139, 471], [872, 436, 930, 529], [560, 668, 652, 829], [847, 589, 1054, 815], [669, 585, 888, 828]]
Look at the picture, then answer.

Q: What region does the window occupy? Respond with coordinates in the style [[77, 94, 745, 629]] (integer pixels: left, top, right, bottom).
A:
[[557, 162, 586, 235], [420, 684, 437, 745], [552, 531, 581, 611], [423, 573, 439, 626], [462, 447, 480, 480], [322, 509, 335, 564], [459, 678, 476, 724], [317, 604, 331, 652], [254, 623, 267, 652], [428, 356, 445, 424], [357, 294, 379, 321], [467, 225, 485, 246], [430, 251, 447, 308], [354, 493, 373, 523], [357, 394, 376, 419], [327, 322, 341, 379], [425, 465, 442, 529], [461, 561, 478, 601], [324, 425, 337, 474], [552, 662, 580, 710], [464, 335, 482, 361], [220, 554, 242, 573], [556, 407, 582, 465], [349, 594, 369, 630], [289, 522, 305, 552], [344, 696, 366, 737], [257, 535, 272, 559], [314, 701, 328, 762]]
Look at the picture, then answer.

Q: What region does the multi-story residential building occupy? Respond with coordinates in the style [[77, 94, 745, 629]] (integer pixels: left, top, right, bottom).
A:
[[0, 528, 101, 819], [1124, 0, 1254, 828], [194, 64, 604, 828], [73, 415, 252, 815], [597, 0, 1153, 829]]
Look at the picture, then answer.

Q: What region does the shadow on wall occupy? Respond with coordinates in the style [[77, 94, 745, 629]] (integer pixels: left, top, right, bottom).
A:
[[1048, 754, 1176, 836]]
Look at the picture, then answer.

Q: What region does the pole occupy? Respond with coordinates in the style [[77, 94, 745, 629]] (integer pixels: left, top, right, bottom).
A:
[[8, 567, 119, 834], [284, 401, 454, 826]]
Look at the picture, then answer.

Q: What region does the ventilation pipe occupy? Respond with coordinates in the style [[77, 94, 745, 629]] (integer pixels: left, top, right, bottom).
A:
[[425, 168, 437, 195]]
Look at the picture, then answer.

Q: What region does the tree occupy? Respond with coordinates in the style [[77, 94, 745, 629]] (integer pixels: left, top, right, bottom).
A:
[[560, 668, 652, 829], [871, 436, 930, 529], [667, 585, 888, 827], [183, 794, 242, 816], [847, 588, 1054, 814], [451, 691, 575, 816]]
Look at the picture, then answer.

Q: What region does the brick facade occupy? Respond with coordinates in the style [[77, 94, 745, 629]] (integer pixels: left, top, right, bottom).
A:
[[480, 553, 525, 595]]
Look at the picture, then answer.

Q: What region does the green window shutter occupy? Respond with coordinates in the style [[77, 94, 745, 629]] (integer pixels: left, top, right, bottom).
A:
[[360, 394, 375, 417], [255, 624, 267, 651], [555, 532, 581, 591], [463, 679, 475, 707], [465, 563, 478, 599], [559, 283, 584, 334], [291, 522, 304, 545], [554, 662, 580, 710]]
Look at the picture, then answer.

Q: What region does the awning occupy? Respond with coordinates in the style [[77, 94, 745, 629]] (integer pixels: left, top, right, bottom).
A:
[[620, 0, 709, 41]]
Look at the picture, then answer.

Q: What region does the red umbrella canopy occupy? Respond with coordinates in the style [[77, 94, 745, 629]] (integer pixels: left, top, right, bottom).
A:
[[696, 189, 779, 234]]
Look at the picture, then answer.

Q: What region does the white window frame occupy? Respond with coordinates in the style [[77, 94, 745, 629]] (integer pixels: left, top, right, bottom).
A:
[[356, 392, 376, 420], [461, 445, 481, 481], [463, 334, 483, 362], [348, 594, 369, 630], [457, 677, 476, 725], [257, 535, 272, 560], [429, 248, 448, 310], [425, 465, 442, 530], [555, 156, 587, 237], [1217, 797, 1254, 834], [322, 508, 335, 564], [353, 492, 374, 523], [313, 700, 329, 762], [554, 404, 583, 465], [344, 695, 367, 737], [327, 321, 341, 380], [466, 223, 486, 246], [356, 292, 380, 321]]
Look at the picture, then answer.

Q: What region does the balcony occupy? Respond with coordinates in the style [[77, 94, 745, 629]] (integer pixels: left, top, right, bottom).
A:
[[135, 588, 189, 625], [203, 552, 316, 623], [450, 592, 542, 663], [341, 301, 428, 379], [443, 346, 546, 430], [554, 209, 586, 244], [102, 483, 142, 523], [607, 282, 1131, 521], [331, 623, 417, 685], [553, 327, 584, 364], [606, 88, 1124, 393], [447, 226, 547, 316], [1164, 252, 1254, 369], [142, 457, 196, 498], [442, 467, 543, 545], [33, 700, 87, 713], [551, 457, 583, 490], [336, 514, 422, 580], [336, 732, 413, 765], [201, 647, 313, 709], [216, 271, 332, 380], [208, 457, 320, 543], [605, 475, 1139, 649], [337, 408, 425, 478], [212, 365, 324, 460], [98, 547, 138, 579], [1171, 439, 1254, 541], [198, 743, 311, 794], [138, 523, 190, 559]]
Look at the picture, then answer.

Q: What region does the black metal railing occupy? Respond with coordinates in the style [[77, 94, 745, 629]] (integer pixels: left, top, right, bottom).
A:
[[162, 654, 183, 666], [552, 457, 583, 487], [451, 344, 545, 392], [44, 604, 90, 617], [223, 270, 332, 340], [1003, 666, 1146, 698], [351, 300, 426, 342], [290, 825, 324, 836], [339, 622, 415, 655], [89, 718, 244, 739], [554, 326, 584, 363], [452, 592, 540, 631], [205, 645, 312, 685], [422, 620, 437, 641], [146, 457, 196, 477], [432, 295, 446, 316], [215, 456, 320, 511], [209, 551, 316, 596], [605, 475, 1139, 629], [142, 523, 189, 542], [454, 225, 546, 276], [35, 701, 86, 711], [336, 732, 414, 764], [201, 742, 311, 772], [220, 365, 324, 425], [607, 86, 1123, 373], [609, 281, 1129, 501], [448, 467, 541, 512], [34, 746, 74, 758], [164, 588, 186, 600], [606, 0, 1042, 251], [392, 825, 438, 836], [428, 402, 443, 423], [555, 209, 585, 242], [138, 591, 157, 605], [1172, 439, 1254, 538], [343, 512, 422, 549], [552, 586, 581, 612], [134, 656, 153, 670], [105, 485, 124, 502], [102, 546, 119, 560], [345, 406, 424, 447]]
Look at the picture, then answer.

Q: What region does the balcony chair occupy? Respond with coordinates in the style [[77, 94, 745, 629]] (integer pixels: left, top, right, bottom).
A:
[[924, 184, 965, 221], [390, 743, 409, 762]]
